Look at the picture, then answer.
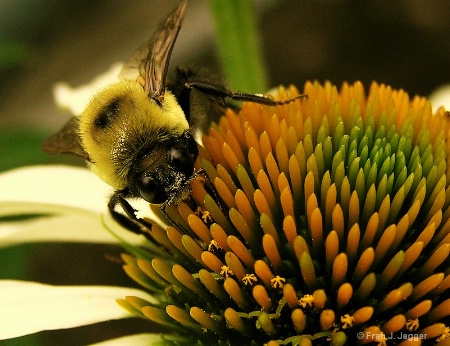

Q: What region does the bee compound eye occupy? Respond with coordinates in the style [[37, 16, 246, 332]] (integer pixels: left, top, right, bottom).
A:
[[138, 176, 166, 204], [169, 148, 194, 176]]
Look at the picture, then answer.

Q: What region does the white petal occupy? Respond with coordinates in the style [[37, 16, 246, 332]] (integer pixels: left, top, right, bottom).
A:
[[88, 333, 162, 346], [0, 165, 112, 213], [0, 165, 161, 220], [0, 280, 155, 340], [53, 63, 123, 115], [429, 84, 450, 113], [0, 202, 148, 248], [0, 165, 163, 248]]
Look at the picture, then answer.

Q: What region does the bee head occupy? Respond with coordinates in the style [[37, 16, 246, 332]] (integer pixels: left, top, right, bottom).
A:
[[136, 130, 199, 204]]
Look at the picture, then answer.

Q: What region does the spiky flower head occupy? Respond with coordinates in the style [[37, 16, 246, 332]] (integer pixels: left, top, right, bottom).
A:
[[119, 81, 450, 345]]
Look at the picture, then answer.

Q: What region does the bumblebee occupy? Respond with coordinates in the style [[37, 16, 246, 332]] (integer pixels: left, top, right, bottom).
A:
[[43, 0, 306, 232]]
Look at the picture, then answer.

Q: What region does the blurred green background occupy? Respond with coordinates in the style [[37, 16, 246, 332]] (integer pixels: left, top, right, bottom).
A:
[[1, 1, 449, 345]]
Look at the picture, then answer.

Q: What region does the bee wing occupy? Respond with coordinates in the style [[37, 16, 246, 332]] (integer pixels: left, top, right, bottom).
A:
[[118, 0, 187, 100], [42, 116, 91, 161]]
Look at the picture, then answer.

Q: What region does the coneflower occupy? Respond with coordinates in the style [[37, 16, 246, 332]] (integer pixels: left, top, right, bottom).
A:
[[119, 81, 450, 345]]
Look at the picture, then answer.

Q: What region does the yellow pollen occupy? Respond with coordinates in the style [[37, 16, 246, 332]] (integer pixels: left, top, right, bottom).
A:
[[298, 294, 314, 308], [376, 333, 388, 346], [220, 265, 234, 278], [270, 276, 286, 289], [208, 240, 220, 252], [437, 326, 450, 342], [195, 206, 213, 224], [405, 318, 419, 332], [340, 314, 354, 329], [242, 274, 258, 286]]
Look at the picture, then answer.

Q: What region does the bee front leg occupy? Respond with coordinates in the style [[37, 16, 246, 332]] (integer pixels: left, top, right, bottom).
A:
[[201, 169, 226, 213], [108, 192, 152, 235]]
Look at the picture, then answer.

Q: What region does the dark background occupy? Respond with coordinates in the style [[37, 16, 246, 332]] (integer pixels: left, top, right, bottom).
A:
[[1, 1, 449, 344], [1, 0, 449, 133]]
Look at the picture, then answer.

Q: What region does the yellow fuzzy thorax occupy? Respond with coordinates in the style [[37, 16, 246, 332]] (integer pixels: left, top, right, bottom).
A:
[[79, 80, 188, 189]]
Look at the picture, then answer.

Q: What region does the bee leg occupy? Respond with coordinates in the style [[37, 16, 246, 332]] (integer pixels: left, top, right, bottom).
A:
[[159, 202, 171, 223], [158, 200, 185, 232], [185, 81, 307, 106], [200, 168, 226, 213], [108, 192, 152, 235]]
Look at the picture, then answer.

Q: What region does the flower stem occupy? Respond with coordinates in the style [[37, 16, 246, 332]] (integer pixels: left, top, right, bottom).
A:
[[208, 0, 268, 93]]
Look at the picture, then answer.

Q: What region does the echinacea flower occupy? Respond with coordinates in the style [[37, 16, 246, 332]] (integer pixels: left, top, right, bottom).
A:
[[111, 81, 450, 345], [2, 80, 450, 346]]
